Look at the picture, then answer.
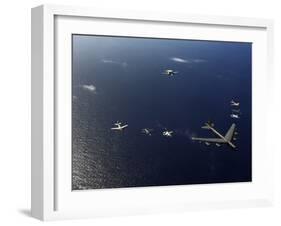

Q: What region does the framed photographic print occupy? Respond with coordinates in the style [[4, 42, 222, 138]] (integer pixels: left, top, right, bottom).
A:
[[31, 4, 274, 221]]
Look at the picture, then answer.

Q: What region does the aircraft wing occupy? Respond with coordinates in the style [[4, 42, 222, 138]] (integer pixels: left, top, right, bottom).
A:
[[111, 127, 120, 130], [120, 125, 128, 129], [191, 137, 226, 143]]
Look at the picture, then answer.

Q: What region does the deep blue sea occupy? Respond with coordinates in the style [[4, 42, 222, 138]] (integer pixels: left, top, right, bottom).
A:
[[72, 35, 252, 190]]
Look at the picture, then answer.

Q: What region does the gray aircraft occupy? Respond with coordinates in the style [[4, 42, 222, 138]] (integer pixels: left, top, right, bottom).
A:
[[142, 128, 153, 136], [191, 122, 237, 149]]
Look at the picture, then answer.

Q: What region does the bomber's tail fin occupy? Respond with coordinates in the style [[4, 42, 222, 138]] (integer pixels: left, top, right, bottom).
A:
[[202, 121, 214, 129], [225, 123, 236, 142]]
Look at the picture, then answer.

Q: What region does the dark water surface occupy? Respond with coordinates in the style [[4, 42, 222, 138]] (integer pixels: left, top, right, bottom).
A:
[[72, 35, 252, 190]]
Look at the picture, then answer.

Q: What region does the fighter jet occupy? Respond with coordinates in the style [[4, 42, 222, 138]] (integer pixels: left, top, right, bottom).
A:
[[111, 121, 128, 131], [141, 128, 153, 136], [162, 130, 173, 137], [232, 109, 241, 113], [191, 122, 237, 149], [162, 69, 178, 77], [230, 114, 240, 119], [230, 100, 240, 106]]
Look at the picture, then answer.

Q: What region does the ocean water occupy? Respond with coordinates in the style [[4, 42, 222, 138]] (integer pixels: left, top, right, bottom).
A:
[[72, 35, 252, 190]]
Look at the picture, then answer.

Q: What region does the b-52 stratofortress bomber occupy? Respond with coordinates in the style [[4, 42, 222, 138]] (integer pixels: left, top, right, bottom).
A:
[[191, 122, 237, 149]]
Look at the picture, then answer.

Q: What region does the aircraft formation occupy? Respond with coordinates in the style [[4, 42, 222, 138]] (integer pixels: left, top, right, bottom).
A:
[[111, 69, 178, 137], [230, 100, 241, 119], [111, 121, 174, 138], [110, 118, 239, 150], [191, 100, 241, 150], [110, 69, 241, 150]]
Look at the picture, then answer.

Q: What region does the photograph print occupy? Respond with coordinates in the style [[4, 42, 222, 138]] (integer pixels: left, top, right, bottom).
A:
[[72, 34, 252, 190]]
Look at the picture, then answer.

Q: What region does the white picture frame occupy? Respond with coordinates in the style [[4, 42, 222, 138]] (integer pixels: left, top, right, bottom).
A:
[[31, 4, 274, 221]]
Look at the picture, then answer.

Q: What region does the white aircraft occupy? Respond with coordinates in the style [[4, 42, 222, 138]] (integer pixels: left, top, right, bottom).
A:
[[230, 114, 240, 119], [230, 100, 240, 106], [162, 69, 178, 77], [141, 128, 153, 136], [111, 121, 128, 131], [191, 122, 237, 149], [162, 130, 173, 137]]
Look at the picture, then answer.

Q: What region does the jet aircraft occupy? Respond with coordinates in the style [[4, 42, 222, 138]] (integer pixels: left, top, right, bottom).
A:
[[162, 69, 178, 77], [230, 114, 240, 119], [191, 122, 237, 149], [142, 128, 153, 136], [162, 130, 173, 137], [230, 100, 240, 106]]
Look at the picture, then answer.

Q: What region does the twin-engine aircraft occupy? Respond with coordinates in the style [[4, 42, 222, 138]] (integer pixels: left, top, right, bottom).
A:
[[191, 122, 236, 149], [111, 121, 128, 131]]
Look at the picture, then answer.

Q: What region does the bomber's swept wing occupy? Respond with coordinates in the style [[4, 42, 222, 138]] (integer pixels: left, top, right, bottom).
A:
[[191, 137, 226, 143]]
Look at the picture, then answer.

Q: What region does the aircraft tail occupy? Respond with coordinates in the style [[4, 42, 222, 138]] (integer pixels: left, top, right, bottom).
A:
[[224, 123, 236, 142], [202, 121, 214, 129]]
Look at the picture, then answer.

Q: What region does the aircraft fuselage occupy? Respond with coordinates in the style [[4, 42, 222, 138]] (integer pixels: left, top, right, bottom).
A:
[[206, 124, 236, 149]]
